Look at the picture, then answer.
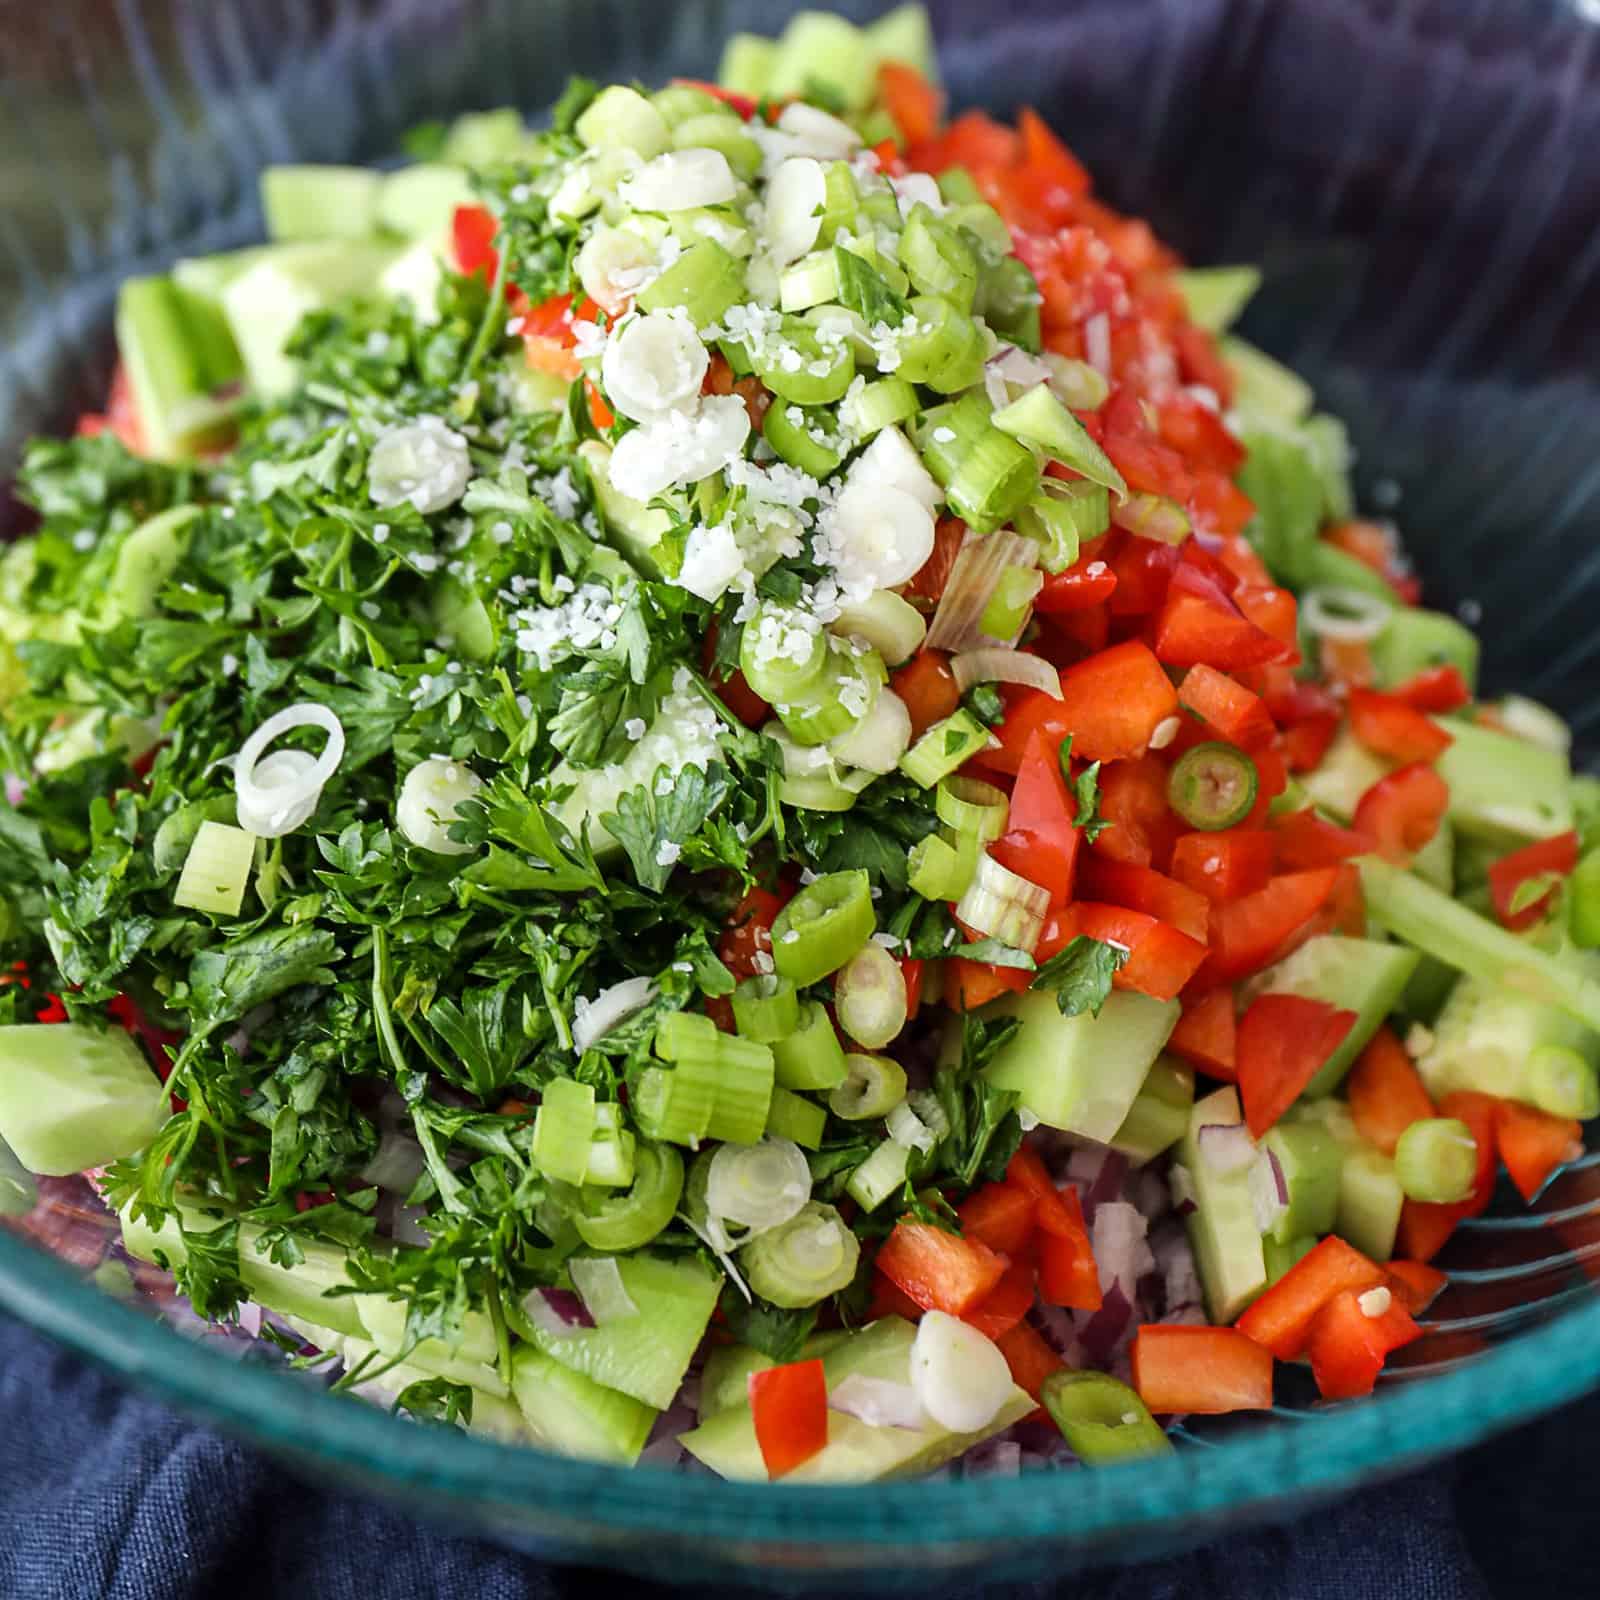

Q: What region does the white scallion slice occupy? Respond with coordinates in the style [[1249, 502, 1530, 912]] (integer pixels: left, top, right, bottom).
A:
[[910, 1309, 1014, 1432], [1301, 585, 1393, 643], [618, 148, 738, 212], [705, 1138, 812, 1233], [607, 394, 751, 501], [924, 529, 1039, 653], [950, 647, 1061, 699], [571, 976, 658, 1053], [396, 757, 483, 855], [828, 481, 937, 591], [775, 102, 862, 158], [599, 311, 709, 422], [834, 942, 909, 1050], [829, 590, 927, 667], [234, 703, 345, 838], [955, 849, 1050, 955], [367, 415, 471, 514], [763, 156, 827, 266], [848, 425, 943, 512], [886, 1098, 936, 1154], [827, 688, 911, 776]]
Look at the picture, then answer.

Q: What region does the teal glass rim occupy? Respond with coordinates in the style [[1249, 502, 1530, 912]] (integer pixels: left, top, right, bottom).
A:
[[2, 1223, 1596, 1573]]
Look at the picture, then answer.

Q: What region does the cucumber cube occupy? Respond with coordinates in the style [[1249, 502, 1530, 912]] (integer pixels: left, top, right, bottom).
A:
[[261, 165, 383, 241]]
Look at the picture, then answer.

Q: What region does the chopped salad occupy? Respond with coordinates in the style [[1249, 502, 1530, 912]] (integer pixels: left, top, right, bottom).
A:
[[2, 3, 1598, 1480]]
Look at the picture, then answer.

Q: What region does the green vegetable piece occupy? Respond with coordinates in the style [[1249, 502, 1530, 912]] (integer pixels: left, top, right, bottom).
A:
[[571, 1141, 685, 1252], [1041, 1369, 1172, 1463], [261, 165, 382, 241], [770, 870, 876, 986], [575, 85, 671, 160], [510, 1344, 656, 1465], [899, 709, 994, 788], [1109, 1055, 1194, 1166], [637, 238, 746, 327], [771, 1001, 850, 1091], [843, 1138, 912, 1211], [376, 163, 476, 238], [765, 1085, 827, 1150], [740, 1200, 860, 1306], [1260, 1122, 1342, 1242], [1223, 335, 1314, 423], [1168, 742, 1259, 831], [174, 821, 256, 917], [991, 382, 1127, 500], [1394, 1117, 1478, 1204], [1178, 1085, 1267, 1323], [104, 505, 201, 624], [1173, 266, 1261, 334], [1432, 716, 1573, 848], [116, 276, 243, 460], [829, 1052, 908, 1120]]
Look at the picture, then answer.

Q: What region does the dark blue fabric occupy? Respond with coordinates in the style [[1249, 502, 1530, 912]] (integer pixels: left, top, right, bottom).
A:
[[0, 1311, 1501, 1600]]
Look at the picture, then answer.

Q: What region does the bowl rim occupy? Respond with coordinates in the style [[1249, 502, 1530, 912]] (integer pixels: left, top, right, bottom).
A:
[[1, 1225, 1593, 1552]]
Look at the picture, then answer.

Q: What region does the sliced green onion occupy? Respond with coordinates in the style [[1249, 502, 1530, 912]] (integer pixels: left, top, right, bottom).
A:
[[991, 383, 1126, 501], [1168, 742, 1259, 831], [740, 605, 830, 704], [765, 1086, 827, 1150], [705, 1048, 777, 1147], [1017, 480, 1109, 572], [633, 1060, 717, 1146], [641, 1013, 775, 1147], [828, 1052, 908, 1121], [739, 1200, 860, 1308], [978, 565, 1044, 643], [1040, 1370, 1172, 1464], [778, 643, 887, 748], [945, 428, 1041, 535], [827, 687, 911, 777], [924, 527, 1041, 653], [956, 849, 1051, 955], [1394, 1117, 1479, 1205], [753, 315, 855, 404], [770, 869, 876, 986], [762, 399, 844, 475], [571, 1141, 685, 1252], [778, 249, 842, 313], [886, 1098, 936, 1154], [950, 646, 1061, 700], [705, 1138, 812, 1232], [583, 1103, 637, 1188], [916, 390, 994, 482], [576, 220, 663, 315], [1042, 352, 1110, 411], [1113, 492, 1191, 544], [908, 832, 976, 901], [844, 1138, 912, 1212], [898, 203, 979, 311], [234, 702, 345, 837], [771, 1000, 849, 1090], [766, 721, 876, 812], [532, 1077, 598, 1186], [838, 376, 919, 439], [937, 776, 1009, 843], [976, 255, 1042, 350], [898, 708, 995, 788], [834, 942, 909, 1050], [732, 974, 801, 1044], [829, 589, 926, 666], [896, 295, 987, 394], [397, 757, 482, 855], [636, 237, 746, 327], [1528, 1044, 1600, 1120], [936, 166, 982, 206], [174, 821, 255, 916]]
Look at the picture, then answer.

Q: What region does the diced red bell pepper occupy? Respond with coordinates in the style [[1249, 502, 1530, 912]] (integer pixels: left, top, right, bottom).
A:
[[946, 957, 1032, 1011], [1131, 1325, 1274, 1414], [1036, 556, 1119, 614], [1093, 755, 1181, 870], [1156, 393, 1246, 475], [1232, 584, 1300, 654], [1101, 388, 1195, 502], [989, 731, 1081, 905], [890, 649, 963, 737], [1079, 856, 1209, 941], [1040, 904, 1209, 1003], [1346, 1026, 1436, 1157], [1153, 565, 1292, 672], [1347, 689, 1453, 765], [1178, 663, 1276, 750], [1487, 830, 1580, 932], [997, 641, 1180, 768], [1306, 1286, 1421, 1400], [1017, 105, 1092, 198], [1396, 1200, 1460, 1265], [518, 289, 586, 380], [900, 957, 924, 1020], [963, 1257, 1037, 1341], [876, 1221, 1008, 1317], [995, 1320, 1066, 1404], [1282, 714, 1340, 774], [1234, 1235, 1392, 1360], [1353, 763, 1449, 866], [1268, 807, 1372, 872], [1006, 1145, 1081, 1241], [1385, 1259, 1449, 1315], [1200, 868, 1342, 983], [1186, 468, 1254, 535], [1107, 535, 1179, 617], [1036, 1187, 1102, 1311], [1495, 1099, 1583, 1203], [1170, 829, 1276, 903], [749, 1360, 829, 1478], [908, 108, 1020, 174], [1235, 993, 1358, 1137], [1389, 664, 1472, 714], [877, 61, 944, 145], [1166, 987, 1237, 1079], [718, 886, 789, 980], [1323, 520, 1421, 604], [1173, 320, 1236, 407], [452, 202, 499, 277], [958, 1181, 1037, 1257], [867, 1269, 927, 1323]]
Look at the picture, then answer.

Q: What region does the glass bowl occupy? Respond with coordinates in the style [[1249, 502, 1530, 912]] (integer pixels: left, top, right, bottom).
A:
[[4, 0, 1600, 1584]]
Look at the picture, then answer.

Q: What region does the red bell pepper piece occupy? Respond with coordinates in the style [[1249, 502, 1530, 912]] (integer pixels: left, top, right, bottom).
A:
[[1156, 393, 1245, 475], [1268, 807, 1372, 871], [1152, 565, 1292, 672], [1078, 855, 1210, 941], [1282, 714, 1340, 774], [451, 203, 499, 277], [1036, 1187, 1102, 1310], [1234, 1235, 1392, 1360], [1390, 664, 1472, 714], [1170, 829, 1276, 903], [1235, 994, 1358, 1137], [876, 1221, 1007, 1316], [1093, 755, 1181, 870], [1016, 106, 1092, 198], [877, 61, 944, 145], [1232, 584, 1300, 654], [1306, 1286, 1421, 1400], [1036, 556, 1119, 614], [1495, 1098, 1583, 1202], [890, 649, 963, 737], [749, 1359, 829, 1478], [1177, 663, 1276, 750], [957, 1181, 1037, 1257], [1173, 322, 1237, 408], [1200, 868, 1342, 983], [900, 957, 924, 1021], [1353, 762, 1449, 866], [1107, 535, 1179, 617], [1385, 1259, 1449, 1315], [1006, 1145, 1083, 1241], [1323, 520, 1421, 604], [1347, 689, 1454, 765], [946, 957, 1032, 1011], [989, 732, 1080, 905], [1131, 1325, 1274, 1414], [1166, 987, 1238, 1079], [867, 1269, 926, 1323], [995, 1320, 1066, 1405], [962, 1257, 1037, 1341], [1486, 830, 1580, 932], [1039, 903, 1209, 1003], [1346, 1026, 1436, 1157]]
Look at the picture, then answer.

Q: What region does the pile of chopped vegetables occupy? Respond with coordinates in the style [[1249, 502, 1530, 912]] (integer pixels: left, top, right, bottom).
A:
[[3, 4, 1600, 1481]]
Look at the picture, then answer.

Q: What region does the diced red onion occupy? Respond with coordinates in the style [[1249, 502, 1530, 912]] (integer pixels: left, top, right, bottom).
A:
[[522, 1286, 594, 1337], [1197, 1121, 1256, 1174], [1032, 1301, 1077, 1358], [1082, 1149, 1131, 1221], [950, 647, 1061, 699], [236, 1300, 262, 1337], [1076, 1280, 1134, 1366], [569, 1255, 639, 1325], [961, 1438, 1023, 1478], [358, 1132, 426, 1195], [1091, 1201, 1153, 1298], [1248, 1147, 1289, 1233], [4, 774, 25, 807], [828, 1374, 925, 1430], [1084, 312, 1111, 377]]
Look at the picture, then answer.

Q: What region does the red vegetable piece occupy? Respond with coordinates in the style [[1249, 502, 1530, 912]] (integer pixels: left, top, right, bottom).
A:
[[1306, 1287, 1421, 1401], [749, 1360, 829, 1478], [1235, 994, 1358, 1138], [1167, 987, 1238, 1080], [875, 1221, 1007, 1316], [1346, 1026, 1436, 1157], [1170, 829, 1276, 903], [1234, 1235, 1391, 1360], [1486, 830, 1580, 932], [1353, 763, 1449, 866], [1131, 1325, 1274, 1414]]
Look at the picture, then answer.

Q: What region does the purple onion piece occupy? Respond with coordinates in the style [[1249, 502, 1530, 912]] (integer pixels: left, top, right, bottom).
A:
[[1076, 1281, 1134, 1365], [522, 1286, 594, 1337]]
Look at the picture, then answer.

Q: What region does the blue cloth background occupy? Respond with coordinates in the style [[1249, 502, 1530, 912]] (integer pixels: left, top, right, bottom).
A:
[[4, 1309, 1573, 1600]]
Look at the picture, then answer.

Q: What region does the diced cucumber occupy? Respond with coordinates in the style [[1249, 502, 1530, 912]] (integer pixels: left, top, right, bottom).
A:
[[1261, 1122, 1342, 1243], [236, 1223, 375, 1342], [699, 1343, 775, 1422], [507, 1253, 719, 1410], [1337, 1147, 1403, 1261], [379, 233, 450, 322], [355, 1293, 508, 1398], [510, 1344, 656, 1465], [1415, 964, 1599, 1107], [680, 1317, 1033, 1482], [0, 1023, 165, 1177], [441, 108, 529, 168], [1369, 607, 1481, 692], [1297, 539, 1401, 603], [717, 33, 777, 99], [867, 4, 940, 78], [376, 163, 476, 238], [261, 165, 383, 240], [1109, 1055, 1194, 1166], [1223, 336, 1314, 424], [1264, 1234, 1317, 1285], [116, 275, 243, 460], [173, 246, 277, 306], [1297, 728, 1388, 822], [103, 505, 201, 624], [980, 988, 1179, 1142], [1411, 816, 1454, 893], [1432, 717, 1572, 846], [1245, 935, 1419, 1097], [0, 1134, 37, 1217], [341, 1337, 530, 1442], [1178, 1086, 1267, 1323], [1173, 266, 1260, 335], [766, 13, 878, 109]]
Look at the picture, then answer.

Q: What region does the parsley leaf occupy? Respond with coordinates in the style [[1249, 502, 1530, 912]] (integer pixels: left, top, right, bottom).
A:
[[719, 1290, 818, 1363], [833, 248, 910, 328], [958, 938, 1037, 970], [602, 762, 732, 893], [186, 925, 340, 1030], [1059, 735, 1110, 842], [962, 683, 1006, 727], [1031, 935, 1126, 1017]]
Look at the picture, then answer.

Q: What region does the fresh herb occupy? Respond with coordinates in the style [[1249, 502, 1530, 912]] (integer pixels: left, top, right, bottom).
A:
[[1031, 935, 1126, 1017]]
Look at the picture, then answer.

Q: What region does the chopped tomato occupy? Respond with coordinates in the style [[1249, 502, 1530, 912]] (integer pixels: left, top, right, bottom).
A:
[[1170, 828, 1276, 903], [1035, 556, 1119, 614], [1353, 762, 1449, 866], [1166, 987, 1238, 1080], [1306, 1287, 1421, 1401], [1101, 389, 1194, 502], [1187, 469, 1254, 535], [1016, 106, 1092, 197], [1235, 994, 1358, 1137], [878, 61, 944, 145], [718, 886, 788, 980], [1200, 868, 1342, 983], [1093, 755, 1180, 870], [703, 995, 737, 1034], [1234, 1235, 1391, 1360], [989, 730, 1081, 905], [1040, 903, 1209, 1002], [1347, 689, 1453, 765], [1177, 664, 1275, 750], [1386, 1259, 1449, 1315], [1390, 664, 1472, 714], [1487, 831, 1580, 932], [946, 957, 1031, 1010], [1131, 1325, 1274, 1414], [1173, 321, 1235, 407], [749, 1360, 829, 1478], [875, 1220, 1007, 1317], [1078, 856, 1209, 941], [995, 1320, 1066, 1404], [451, 202, 499, 277], [1036, 1186, 1102, 1310], [958, 1182, 1036, 1257], [890, 649, 963, 737], [1495, 1099, 1583, 1202], [1346, 1026, 1436, 1157], [964, 1257, 1037, 1341]]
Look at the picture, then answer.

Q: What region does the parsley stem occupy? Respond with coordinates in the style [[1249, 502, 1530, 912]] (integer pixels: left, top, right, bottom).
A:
[[398, 1008, 453, 1078], [462, 233, 510, 383], [485, 1278, 513, 1387], [369, 926, 409, 1080]]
